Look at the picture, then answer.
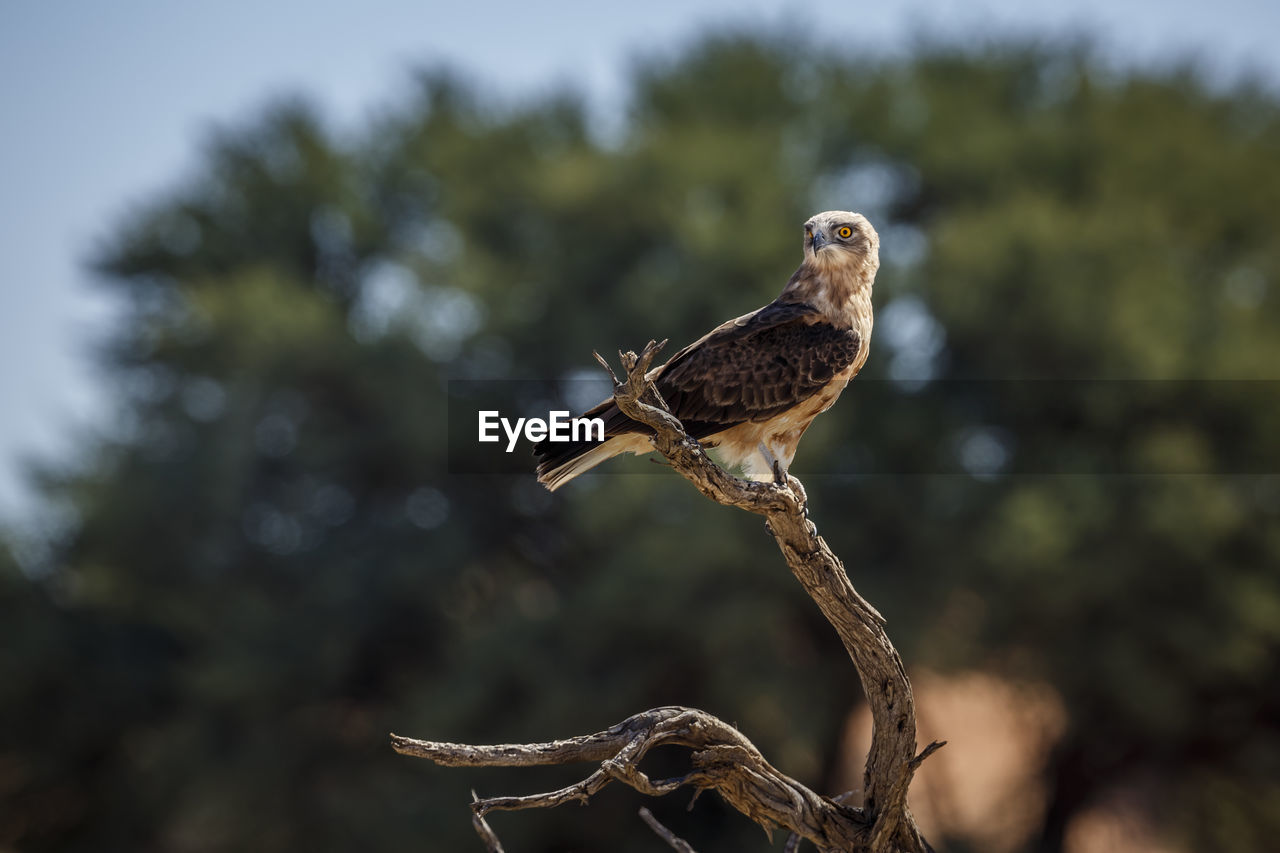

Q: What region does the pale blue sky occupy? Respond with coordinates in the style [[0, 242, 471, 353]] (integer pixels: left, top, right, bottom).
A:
[[1, 0, 1277, 523]]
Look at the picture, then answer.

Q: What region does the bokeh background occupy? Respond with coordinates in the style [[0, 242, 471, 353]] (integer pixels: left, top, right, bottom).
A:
[[3, 2, 1279, 851]]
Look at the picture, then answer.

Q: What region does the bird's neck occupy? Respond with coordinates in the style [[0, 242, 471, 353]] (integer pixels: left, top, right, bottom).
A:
[[780, 258, 875, 328]]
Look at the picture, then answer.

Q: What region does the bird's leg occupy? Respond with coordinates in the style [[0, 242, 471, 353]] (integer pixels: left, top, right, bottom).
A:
[[758, 444, 808, 517], [759, 442, 810, 515], [758, 442, 786, 485]]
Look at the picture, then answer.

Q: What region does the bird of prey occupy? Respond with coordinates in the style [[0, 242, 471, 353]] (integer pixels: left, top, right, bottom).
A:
[[534, 210, 878, 491]]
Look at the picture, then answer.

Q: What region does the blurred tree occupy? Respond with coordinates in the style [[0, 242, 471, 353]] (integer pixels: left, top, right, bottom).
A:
[[2, 33, 1278, 852]]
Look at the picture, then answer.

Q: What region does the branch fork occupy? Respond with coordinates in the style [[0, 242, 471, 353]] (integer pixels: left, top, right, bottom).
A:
[[395, 341, 942, 852]]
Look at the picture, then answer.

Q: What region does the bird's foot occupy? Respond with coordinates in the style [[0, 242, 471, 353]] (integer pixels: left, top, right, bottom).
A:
[[768, 463, 809, 517], [785, 474, 810, 518]]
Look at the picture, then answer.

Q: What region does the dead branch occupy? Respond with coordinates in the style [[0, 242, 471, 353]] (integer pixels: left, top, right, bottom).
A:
[[639, 807, 697, 852], [470, 790, 505, 853], [392, 706, 864, 849], [393, 340, 941, 852]]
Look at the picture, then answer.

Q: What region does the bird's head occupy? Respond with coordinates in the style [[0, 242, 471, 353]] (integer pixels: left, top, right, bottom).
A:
[[803, 211, 880, 278]]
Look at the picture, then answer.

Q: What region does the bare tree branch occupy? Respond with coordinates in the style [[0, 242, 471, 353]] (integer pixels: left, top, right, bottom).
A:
[[639, 807, 698, 853], [394, 341, 942, 851], [607, 340, 942, 850], [470, 791, 505, 853], [393, 706, 865, 849]]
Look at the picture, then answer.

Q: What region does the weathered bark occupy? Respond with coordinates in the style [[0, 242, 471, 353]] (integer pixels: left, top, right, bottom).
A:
[[393, 340, 942, 851]]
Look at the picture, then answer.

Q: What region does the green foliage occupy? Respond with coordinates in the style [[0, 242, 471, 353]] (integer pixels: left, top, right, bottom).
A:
[[4, 36, 1279, 851]]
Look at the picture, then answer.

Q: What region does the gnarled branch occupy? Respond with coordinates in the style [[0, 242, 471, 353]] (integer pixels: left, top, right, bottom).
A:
[[394, 340, 942, 851]]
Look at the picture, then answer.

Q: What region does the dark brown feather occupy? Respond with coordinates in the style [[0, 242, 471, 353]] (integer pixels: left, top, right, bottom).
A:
[[655, 300, 861, 437], [534, 299, 861, 477]]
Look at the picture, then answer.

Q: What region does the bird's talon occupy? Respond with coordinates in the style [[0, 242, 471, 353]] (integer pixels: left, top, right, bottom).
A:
[[786, 475, 809, 507]]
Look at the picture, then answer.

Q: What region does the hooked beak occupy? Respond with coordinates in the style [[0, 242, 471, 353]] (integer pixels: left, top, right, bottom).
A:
[[811, 229, 829, 253]]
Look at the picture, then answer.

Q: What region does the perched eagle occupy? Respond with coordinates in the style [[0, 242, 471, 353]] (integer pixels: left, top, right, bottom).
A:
[[534, 210, 878, 491]]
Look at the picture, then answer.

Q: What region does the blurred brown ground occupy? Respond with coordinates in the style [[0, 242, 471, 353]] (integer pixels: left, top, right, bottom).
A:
[[838, 671, 1182, 853]]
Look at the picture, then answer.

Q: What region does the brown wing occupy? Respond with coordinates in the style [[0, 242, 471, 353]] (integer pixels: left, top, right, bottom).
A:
[[533, 300, 860, 474], [652, 300, 861, 440]]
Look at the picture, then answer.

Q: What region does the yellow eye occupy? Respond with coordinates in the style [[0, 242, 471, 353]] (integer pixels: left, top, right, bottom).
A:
[[837, 226, 853, 239]]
